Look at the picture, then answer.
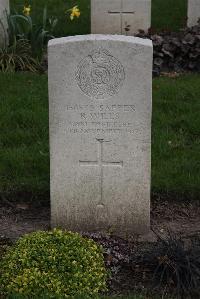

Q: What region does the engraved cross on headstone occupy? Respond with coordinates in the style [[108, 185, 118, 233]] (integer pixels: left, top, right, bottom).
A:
[[79, 139, 123, 205], [108, 0, 135, 34]]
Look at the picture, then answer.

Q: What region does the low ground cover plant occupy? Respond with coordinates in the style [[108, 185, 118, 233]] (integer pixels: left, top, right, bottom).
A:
[[0, 229, 107, 298], [138, 22, 200, 75]]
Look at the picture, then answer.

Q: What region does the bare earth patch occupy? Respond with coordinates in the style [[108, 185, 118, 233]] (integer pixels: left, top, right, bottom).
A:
[[0, 201, 50, 241], [0, 199, 199, 242]]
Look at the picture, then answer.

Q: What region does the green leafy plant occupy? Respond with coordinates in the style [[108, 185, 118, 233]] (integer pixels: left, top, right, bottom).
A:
[[0, 38, 41, 72], [0, 7, 57, 73], [7, 7, 57, 60], [0, 229, 107, 298]]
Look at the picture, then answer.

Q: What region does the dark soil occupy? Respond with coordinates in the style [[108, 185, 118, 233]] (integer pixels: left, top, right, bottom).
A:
[[0, 198, 199, 242]]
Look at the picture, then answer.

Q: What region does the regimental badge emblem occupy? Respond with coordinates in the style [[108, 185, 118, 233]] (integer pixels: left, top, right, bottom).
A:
[[75, 49, 125, 100]]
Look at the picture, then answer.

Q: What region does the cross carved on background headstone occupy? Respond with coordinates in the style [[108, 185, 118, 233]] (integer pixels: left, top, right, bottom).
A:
[[108, 0, 135, 34]]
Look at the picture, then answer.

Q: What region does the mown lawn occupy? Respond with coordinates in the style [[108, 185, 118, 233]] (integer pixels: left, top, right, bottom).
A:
[[5, 296, 149, 299], [10, 0, 187, 35], [0, 73, 199, 201], [151, 0, 187, 31], [5, 294, 170, 299], [152, 74, 200, 199], [0, 73, 49, 199]]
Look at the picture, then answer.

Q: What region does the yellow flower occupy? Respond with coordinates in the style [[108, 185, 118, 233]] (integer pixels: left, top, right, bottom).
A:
[[23, 5, 31, 16], [69, 6, 80, 21]]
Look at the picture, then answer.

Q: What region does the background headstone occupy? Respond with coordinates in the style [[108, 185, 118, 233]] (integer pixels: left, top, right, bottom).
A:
[[91, 0, 151, 35], [48, 35, 152, 236], [187, 0, 200, 27], [0, 0, 9, 47]]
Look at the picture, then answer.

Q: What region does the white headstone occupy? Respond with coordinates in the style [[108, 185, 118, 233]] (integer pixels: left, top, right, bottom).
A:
[[0, 0, 9, 47], [187, 0, 200, 27], [48, 35, 152, 236], [91, 0, 151, 35]]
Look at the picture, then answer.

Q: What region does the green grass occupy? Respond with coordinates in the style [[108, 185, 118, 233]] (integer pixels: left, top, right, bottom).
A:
[[0, 73, 199, 201], [6, 296, 142, 299], [0, 73, 49, 199], [152, 74, 200, 199], [5, 295, 168, 299], [10, 0, 187, 35], [151, 0, 187, 31]]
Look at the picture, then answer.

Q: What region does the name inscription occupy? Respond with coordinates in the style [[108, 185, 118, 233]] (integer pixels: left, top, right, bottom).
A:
[[65, 103, 137, 135]]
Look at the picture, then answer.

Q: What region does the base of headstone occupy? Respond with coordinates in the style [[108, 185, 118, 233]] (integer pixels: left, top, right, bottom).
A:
[[187, 0, 200, 27]]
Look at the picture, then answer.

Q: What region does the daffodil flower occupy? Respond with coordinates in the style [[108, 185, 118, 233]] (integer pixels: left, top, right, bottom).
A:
[[69, 5, 80, 21], [23, 5, 31, 16]]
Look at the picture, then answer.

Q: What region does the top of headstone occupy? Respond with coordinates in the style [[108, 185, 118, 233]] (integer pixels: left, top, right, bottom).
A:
[[48, 34, 152, 48]]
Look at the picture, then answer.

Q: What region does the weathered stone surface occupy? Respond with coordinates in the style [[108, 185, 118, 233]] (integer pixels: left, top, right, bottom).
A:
[[0, 0, 9, 47], [48, 35, 152, 236], [91, 0, 151, 35], [188, 0, 200, 27]]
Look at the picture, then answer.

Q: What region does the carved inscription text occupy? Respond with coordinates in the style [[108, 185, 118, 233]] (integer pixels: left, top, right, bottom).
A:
[[65, 103, 137, 135]]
